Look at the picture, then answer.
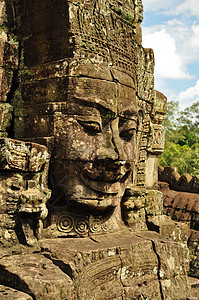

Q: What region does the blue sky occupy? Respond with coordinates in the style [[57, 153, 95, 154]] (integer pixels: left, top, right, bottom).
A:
[[142, 0, 199, 109]]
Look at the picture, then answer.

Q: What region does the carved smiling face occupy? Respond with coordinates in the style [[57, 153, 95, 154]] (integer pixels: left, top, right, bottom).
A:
[[50, 75, 140, 212]]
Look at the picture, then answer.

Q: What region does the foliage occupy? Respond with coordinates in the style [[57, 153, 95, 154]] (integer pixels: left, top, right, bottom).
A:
[[159, 100, 199, 176]]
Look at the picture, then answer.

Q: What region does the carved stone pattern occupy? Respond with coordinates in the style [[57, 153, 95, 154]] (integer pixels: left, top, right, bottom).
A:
[[71, 1, 138, 81], [148, 124, 165, 154], [56, 213, 113, 236]]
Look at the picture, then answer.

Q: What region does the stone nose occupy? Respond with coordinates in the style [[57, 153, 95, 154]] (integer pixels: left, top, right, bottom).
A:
[[95, 119, 127, 162], [111, 119, 127, 161]]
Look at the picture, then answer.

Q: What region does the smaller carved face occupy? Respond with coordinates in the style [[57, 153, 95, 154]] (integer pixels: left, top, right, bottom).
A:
[[50, 76, 140, 212]]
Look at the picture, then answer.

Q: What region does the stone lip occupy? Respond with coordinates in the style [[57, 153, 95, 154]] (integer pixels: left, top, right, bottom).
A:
[[81, 161, 131, 194], [82, 161, 129, 182]]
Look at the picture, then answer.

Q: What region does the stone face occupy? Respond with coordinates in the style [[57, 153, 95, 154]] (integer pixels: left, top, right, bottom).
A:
[[0, 0, 195, 299], [12, 0, 167, 235], [122, 188, 163, 231]]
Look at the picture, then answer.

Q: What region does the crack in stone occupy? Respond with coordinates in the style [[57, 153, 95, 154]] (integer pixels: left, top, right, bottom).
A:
[[151, 240, 164, 300], [42, 253, 74, 281], [118, 255, 126, 300]]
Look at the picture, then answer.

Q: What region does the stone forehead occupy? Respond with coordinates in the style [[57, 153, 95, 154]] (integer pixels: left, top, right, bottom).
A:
[[68, 60, 136, 88], [68, 76, 137, 115]]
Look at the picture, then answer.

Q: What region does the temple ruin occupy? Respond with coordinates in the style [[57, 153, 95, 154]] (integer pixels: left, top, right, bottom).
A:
[[0, 0, 197, 299]]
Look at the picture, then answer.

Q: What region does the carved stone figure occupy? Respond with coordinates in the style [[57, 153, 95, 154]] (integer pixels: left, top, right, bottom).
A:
[[11, 0, 167, 237], [47, 67, 143, 236], [0, 0, 195, 299]]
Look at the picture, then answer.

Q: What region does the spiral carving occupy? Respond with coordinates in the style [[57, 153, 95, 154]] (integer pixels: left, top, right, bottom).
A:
[[74, 219, 89, 236], [89, 219, 101, 233], [101, 220, 111, 232], [57, 214, 74, 233]]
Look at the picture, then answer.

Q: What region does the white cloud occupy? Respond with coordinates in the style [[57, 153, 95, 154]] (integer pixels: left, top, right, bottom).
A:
[[142, 28, 192, 80], [142, 0, 199, 17], [185, 23, 199, 62], [142, 12, 199, 79], [175, 0, 199, 17], [162, 21, 199, 65], [142, 0, 199, 109], [154, 77, 177, 101], [142, 0, 178, 12], [176, 80, 199, 108]]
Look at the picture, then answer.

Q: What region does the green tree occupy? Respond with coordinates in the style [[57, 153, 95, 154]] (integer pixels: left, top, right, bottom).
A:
[[159, 100, 199, 176], [177, 101, 199, 147]]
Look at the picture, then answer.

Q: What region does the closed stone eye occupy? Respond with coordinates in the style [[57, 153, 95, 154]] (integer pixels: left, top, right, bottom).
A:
[[78, 120, 102, 134]]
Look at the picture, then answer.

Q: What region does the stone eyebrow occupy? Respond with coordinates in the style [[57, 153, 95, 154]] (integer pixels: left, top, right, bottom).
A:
[[119, 108, 139, 119], [70, 96, 118, 114]]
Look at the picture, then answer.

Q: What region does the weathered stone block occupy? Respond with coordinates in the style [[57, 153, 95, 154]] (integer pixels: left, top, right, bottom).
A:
[[0, 138, 51, 246], [0, 138, 49, 172], [0, 285, 33, 300], [0, 254, 75, 299], [151, 90, 167, 124], [0, 67, 12, 102], [38, 230, 191, 299], [14, 115, 55, 138], [137, 47, 155, 102], [19, 78, 69, 105], [0, 2, 7, 26], [145, 190, 164, 216], [148, 215, 189, 244], [122, 188, 163, 231], [188, 277, 199, 299], [148, 124, 165, 155], [145, 154, 158, 188], [0, 103, 12, 133]]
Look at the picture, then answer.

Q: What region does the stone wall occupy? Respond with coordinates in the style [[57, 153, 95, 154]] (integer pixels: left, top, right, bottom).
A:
[[0, 1, 18, 138], [159, 166, 199, 280], [159, 165, 199, 194]]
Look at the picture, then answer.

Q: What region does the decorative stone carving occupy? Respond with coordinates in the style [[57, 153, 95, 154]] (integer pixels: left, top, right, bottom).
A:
[[0, 138, 51, 246], [148, 124, 165, 155], [11, 0, 168, 235]]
